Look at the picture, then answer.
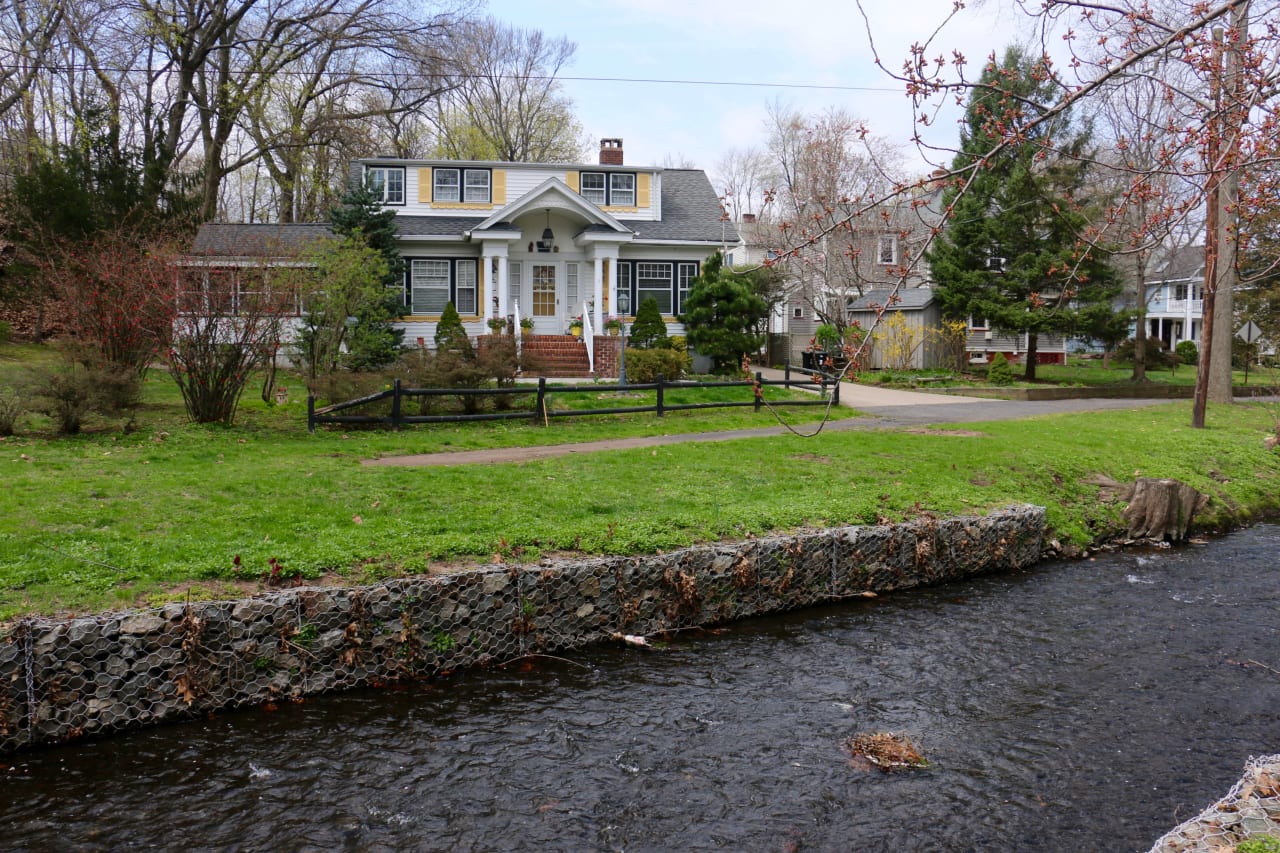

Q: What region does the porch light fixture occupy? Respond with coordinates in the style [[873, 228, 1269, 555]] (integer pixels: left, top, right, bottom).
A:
[[537, 209, 554, 252]]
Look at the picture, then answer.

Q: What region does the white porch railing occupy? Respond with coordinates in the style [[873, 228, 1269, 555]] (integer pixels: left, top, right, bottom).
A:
[[581, 301, 594, 374], [513, 299, 522, 365]]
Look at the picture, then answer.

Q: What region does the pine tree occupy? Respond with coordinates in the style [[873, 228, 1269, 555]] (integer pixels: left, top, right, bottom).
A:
[[628, 297, 669, 349], [680, 253, 769, 373], [327, 181, 407, 369], [927, 47, 1121, 380]]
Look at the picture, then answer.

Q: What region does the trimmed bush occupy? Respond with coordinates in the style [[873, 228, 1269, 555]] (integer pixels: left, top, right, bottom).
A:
[[628, 297, 669, 349], [1175, 340, 1199, 366], [986, 352, 1015, 385], [624, 347, 690, 383], [434, 302, 468, 351]]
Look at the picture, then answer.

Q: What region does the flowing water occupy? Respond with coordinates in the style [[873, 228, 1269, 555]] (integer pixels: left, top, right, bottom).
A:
[[3, 526, 1280, 852]]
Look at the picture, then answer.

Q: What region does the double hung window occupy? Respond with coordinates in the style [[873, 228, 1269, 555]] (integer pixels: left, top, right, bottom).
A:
[[579, 171, 637, 206], [877, 234, 897, 265], [410, 258, 478, 314], [433, 168, 491, 204], [366, 166, 405, 204]]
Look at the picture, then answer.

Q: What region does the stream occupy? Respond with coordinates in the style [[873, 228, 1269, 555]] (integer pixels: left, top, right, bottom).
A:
[[3, 525, 1279, 852]]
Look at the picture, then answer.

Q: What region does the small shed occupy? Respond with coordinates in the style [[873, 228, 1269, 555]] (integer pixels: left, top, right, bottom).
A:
[[846, 287, 946, 370]]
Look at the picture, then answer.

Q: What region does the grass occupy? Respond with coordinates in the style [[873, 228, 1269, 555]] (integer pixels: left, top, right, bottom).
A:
[[3, 342, 1279, 621]]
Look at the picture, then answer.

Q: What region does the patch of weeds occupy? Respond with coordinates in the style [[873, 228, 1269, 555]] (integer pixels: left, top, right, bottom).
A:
[[430, 630, 456, 654], [293, 622, 319, 647]]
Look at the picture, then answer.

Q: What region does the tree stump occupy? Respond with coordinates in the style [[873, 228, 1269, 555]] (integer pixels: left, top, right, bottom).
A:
[[1122, 478, 1207, 542]]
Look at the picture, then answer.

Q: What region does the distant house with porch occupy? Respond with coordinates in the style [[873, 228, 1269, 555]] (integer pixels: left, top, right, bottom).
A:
[[1142, 245, 1205, 349], [187, 139, 737, 376]]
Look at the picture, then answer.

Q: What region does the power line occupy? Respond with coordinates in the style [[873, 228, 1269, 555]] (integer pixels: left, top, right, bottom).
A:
[[0, 60, 900, 93], [557, 75, 899, 93]]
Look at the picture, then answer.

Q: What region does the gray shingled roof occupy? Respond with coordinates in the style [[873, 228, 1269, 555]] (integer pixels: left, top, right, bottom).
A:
[[1154, 246, 1205, 281], [632, 170, 737, 243], [847, 287, 935, 311], [395, 215, 489, 236], [191, 168, 734, 256], [190, 223, 333, 257]]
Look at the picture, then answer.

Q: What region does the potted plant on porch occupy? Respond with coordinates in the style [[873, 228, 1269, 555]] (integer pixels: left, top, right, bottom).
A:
[[603, 315, 623, 336], [487, 317, 508, 335], [568, 314, 583, 337], [520, 316, 534, 337]]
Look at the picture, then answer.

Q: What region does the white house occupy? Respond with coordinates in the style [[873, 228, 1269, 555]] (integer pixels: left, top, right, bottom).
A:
[[188, 139, 737, 371], [1142, 245, 1205, 349]]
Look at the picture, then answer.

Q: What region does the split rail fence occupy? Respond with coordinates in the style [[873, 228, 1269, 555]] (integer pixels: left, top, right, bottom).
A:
[[308, 370, 840, 431]]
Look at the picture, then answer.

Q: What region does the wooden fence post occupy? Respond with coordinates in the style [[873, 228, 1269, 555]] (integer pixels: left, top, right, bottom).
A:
[[307, 395, 316, 434], [535, 376, 548, 425], [656, 374, 665, 418], [391, 379, 402, 429], [754, 371, 764, 411]]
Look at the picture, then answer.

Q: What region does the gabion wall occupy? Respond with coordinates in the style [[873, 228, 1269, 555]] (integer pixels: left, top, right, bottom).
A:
[[0, 506, 1044, 755], [1148, 755, 1280, 852]]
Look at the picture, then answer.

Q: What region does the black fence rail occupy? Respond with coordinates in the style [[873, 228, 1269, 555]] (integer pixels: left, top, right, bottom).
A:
[[307, 371, 839, 432]]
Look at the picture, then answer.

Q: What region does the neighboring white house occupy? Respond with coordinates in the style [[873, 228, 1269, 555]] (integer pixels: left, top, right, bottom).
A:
[[188, 139, 737, 348], [1142, 245, 1205, 349]]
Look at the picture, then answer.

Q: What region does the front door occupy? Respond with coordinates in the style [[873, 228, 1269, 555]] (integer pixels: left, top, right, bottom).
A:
[[531, 263, 559, 334]]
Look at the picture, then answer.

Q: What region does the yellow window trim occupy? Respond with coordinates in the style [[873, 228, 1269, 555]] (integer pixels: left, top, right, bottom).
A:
[[430, 202, 494, 210], [637, 173, 651, 208], [565, 171, 579, 192], [602, 206, 639, 214]]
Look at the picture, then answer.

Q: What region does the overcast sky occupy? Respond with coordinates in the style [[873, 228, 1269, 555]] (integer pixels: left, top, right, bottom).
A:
[[482, 0, 1038, 178]]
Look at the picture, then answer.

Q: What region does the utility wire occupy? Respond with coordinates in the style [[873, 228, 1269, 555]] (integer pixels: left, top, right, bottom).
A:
[[0, 60, 899, 93]]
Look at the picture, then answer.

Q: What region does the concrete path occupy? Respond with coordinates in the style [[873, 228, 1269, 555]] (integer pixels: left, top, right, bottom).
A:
[[363, 371, 1189, 467], [755, 367, 1180, 426]]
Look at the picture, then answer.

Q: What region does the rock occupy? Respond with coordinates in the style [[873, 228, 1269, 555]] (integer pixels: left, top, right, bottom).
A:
[[119, 614, 166, 636]]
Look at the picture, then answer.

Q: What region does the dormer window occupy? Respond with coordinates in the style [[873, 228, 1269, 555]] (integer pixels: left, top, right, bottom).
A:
[[579, 171, 637, 207], [366, 166, 405, 205], [464, 169, 491, 203], [433, 168, 491, 204], [609, 173, 635, 206]]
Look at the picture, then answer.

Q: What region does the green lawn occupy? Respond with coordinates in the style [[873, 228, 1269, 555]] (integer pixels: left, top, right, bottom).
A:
[[3, 343, 1279, 621]]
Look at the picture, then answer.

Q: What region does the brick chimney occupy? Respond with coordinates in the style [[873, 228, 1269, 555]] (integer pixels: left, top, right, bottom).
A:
[[742, 213, 756, 224], [599, 138, 624, 165]]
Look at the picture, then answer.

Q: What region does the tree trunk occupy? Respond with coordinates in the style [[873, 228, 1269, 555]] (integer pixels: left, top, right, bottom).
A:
[[1023, 332, 1038, 381], [1133, 254, 1148, 382], [1123, 478, 1207, 542]]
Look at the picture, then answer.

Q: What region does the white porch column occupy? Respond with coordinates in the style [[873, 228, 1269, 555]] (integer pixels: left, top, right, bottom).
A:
[[497, 254, 509, 317], [593, 255, 605, 331], [480, 243, 510, 320]]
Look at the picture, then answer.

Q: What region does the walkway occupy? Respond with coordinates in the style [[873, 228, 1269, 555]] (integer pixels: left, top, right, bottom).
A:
[[363, 372, 1183, 468]]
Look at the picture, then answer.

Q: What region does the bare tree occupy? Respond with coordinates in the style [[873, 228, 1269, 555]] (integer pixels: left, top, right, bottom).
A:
[[760, 101, 920, 331], [429, 17, 589, 163], [241, 3, 457, 222], [714, 146, 771, 222]]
